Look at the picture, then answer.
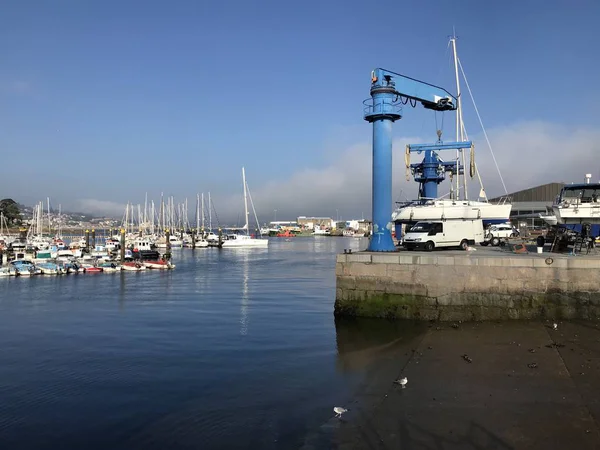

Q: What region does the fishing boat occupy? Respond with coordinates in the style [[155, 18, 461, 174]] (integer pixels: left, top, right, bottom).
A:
[[276, 230, 295, 238], [312, 225, 331, 236], [392, 36, 512, 234], [221, 167, 268, 249]]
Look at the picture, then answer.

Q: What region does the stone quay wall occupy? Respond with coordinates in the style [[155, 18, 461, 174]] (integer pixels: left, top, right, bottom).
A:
[[335, 252, 600, 321]]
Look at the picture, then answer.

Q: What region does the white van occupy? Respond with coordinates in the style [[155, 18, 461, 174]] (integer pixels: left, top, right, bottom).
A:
[[402, 219, 484, 251]]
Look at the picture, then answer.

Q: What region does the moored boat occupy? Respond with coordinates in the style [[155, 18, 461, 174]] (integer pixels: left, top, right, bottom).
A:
[[143, 260, 175, 269], [121, 261, 146, 271]]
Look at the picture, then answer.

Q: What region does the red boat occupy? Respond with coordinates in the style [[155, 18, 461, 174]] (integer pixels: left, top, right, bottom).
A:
[[276, 230, 295, 238], [83, 266, 103, 273]]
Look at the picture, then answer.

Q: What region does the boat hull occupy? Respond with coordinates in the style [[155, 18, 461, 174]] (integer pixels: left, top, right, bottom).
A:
[[121, 262, 145, 271], [143, 261, 175, 269], [221, 239, 269, 249], [552, 204, 600, 225], [392, 201, 512, 226]]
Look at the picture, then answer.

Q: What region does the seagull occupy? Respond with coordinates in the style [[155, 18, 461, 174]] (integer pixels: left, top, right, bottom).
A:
[[553, 323, 558, 330], [394, 377, 408, 388], [333, 406, 348, 418]]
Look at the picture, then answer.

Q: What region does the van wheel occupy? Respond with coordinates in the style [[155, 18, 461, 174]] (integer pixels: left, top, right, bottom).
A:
[[424, 241, 434, 252], [460, 239, 469, 250], [510, 232, 517, 238], [491, 237, 500, 247]]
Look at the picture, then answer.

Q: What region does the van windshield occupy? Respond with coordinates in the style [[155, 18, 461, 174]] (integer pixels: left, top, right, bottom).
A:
[[410, 223, 434, 232]]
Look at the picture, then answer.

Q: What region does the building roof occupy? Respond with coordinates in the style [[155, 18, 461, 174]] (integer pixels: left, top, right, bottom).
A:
[[490, 182, 564, 203]]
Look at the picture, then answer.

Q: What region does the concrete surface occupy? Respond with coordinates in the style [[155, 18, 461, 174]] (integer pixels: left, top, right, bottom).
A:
[[325, 320, 600, 449]]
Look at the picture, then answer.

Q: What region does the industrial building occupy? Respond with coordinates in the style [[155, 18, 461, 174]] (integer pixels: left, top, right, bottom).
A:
[[296, 216, 335, 230], [490, 182, 564, 227]]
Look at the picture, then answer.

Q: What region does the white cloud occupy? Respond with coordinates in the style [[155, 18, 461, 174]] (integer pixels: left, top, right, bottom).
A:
[[474, 121, 600, 196], [72, 121, 600, 223], [245, 121, 600, 222]]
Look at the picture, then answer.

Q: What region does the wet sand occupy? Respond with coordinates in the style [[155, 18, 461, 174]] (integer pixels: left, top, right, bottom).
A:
[[318, 320, 600, 449]]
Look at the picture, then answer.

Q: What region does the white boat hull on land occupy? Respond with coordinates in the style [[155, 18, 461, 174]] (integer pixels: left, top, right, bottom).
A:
[[392, 200, 511, 224]]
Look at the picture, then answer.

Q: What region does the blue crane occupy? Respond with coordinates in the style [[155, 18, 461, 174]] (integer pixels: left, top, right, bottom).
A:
[[363, 68, 464, 252], [406, 139, 474, 201]]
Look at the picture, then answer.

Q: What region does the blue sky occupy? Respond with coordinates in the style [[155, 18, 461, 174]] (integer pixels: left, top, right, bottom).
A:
[[1, 0, 599, 222]]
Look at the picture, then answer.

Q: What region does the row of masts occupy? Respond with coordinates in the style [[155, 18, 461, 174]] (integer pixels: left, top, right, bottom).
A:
[[27, 198, 63, 239], [121, 192, 219, 236]]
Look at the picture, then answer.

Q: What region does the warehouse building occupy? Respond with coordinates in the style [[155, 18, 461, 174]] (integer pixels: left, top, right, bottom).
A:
[[490, 182, 564, 227]]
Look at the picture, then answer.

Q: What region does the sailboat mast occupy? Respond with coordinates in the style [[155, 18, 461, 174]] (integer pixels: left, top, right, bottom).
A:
[[451, 36, 468, 200], [47, 197, 51, 236], [208, 192, 212, 230], [196, 194, 200, 231], [151, 201, 155, 235], [201, 193, 205, 230], [242, 167, 249, 233]]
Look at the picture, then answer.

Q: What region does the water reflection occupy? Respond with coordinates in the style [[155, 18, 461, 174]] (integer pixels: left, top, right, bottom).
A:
[[240, 251, 249, 336], [334, 317, 428, 372]]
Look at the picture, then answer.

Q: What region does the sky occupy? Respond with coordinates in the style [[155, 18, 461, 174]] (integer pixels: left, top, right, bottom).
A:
[[1, 0, 599, 225]]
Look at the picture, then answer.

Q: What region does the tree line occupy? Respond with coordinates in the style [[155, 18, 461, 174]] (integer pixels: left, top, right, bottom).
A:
[[0, 199, 22, 226]]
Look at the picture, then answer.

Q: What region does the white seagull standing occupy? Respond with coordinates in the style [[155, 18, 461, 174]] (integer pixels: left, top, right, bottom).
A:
[[395, 377, 408, 388], [333, 407, 348, 418]]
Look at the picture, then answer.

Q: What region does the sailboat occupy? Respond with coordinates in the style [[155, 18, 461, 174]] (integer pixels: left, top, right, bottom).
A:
[[391, 36, 512, 228], [222, 167, 269, 249]]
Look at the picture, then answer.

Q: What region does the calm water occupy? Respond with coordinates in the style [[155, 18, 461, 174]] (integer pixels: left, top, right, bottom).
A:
[[0, 237, 395, 449]]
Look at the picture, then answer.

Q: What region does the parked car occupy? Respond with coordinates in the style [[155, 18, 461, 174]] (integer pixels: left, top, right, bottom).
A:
[[480, 223, 519, 246], [486, 223, 518, 239]]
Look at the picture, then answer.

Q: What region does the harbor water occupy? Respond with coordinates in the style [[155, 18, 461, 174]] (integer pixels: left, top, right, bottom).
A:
[[0, 237, 380, 449]]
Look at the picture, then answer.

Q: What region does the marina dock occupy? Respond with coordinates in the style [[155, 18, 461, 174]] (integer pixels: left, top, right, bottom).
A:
[[335, 246, 600, 321]]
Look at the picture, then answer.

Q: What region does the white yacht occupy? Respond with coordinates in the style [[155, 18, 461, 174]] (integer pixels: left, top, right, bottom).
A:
[[221, 167, 268, 249], [552, 175, 600, 225], [222, 233, 268, 248]]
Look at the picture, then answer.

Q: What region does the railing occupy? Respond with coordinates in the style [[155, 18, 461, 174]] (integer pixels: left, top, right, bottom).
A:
[[494, 195, 512, 205], [363, 98, 402, 118]]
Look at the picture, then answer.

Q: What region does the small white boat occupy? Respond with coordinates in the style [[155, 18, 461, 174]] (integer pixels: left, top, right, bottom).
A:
[[10, 261, 39, 276], [143, 260, 175, 270], [37, 262, 64, 275], [121, 261, 146, 271], [98, 262, 122, 272]]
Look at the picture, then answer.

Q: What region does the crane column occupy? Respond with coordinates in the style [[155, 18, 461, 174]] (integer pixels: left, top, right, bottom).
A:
[[364, 75, 401, 252]]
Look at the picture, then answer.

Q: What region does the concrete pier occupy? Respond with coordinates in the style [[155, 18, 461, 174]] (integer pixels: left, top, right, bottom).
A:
[[335, 247, 600, 321]]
